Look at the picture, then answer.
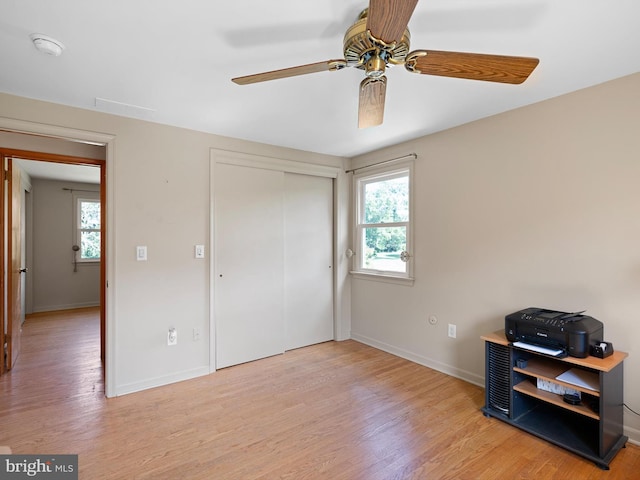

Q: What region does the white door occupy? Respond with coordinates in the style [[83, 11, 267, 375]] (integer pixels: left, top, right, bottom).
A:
[[214, 163, 285, 368], [284, 173, 334, 350]]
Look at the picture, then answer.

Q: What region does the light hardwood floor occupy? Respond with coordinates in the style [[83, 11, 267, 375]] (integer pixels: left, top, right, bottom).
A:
[[1, 308, 638, 479]]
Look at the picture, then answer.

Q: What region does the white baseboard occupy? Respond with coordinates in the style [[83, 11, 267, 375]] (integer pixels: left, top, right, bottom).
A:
[[32, 301, 100, 313], [350, 332, 484, 387], [625, 425, 640, 446], [114, 366, 210, 397]]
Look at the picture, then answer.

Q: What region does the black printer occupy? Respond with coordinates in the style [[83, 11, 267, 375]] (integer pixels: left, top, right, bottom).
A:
[[505, 307, 603, 358]]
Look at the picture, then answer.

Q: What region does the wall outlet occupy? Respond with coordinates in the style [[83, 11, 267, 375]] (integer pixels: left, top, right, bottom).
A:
[[448, 324, 457, 339], [168, 327, 177, 346]]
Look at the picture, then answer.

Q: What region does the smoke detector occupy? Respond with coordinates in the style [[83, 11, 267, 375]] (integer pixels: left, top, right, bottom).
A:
[[30, 33, 65, 56]]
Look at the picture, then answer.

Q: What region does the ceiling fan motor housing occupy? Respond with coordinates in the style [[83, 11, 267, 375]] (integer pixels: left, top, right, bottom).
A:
[[343, 9, 411, 76]]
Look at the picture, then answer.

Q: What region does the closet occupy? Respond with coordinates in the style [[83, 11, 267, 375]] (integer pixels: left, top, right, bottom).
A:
[[213, 152, 335, 369]]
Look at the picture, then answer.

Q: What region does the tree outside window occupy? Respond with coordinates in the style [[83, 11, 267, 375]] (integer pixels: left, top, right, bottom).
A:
[[77, 198, 101, 261], [354, 163, 413, 279]]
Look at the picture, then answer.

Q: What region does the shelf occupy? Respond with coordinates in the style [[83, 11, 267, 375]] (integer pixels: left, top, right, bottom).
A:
[[483, 331, 628, 469], [514, 403, 599, 459], [483, 330, 628, 372], [514, 379, 600, 420], [513, 357, 600, 397]]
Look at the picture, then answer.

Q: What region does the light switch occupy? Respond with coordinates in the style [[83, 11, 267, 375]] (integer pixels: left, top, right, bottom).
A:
[[195, 244, 205, 259], [136, 246, 147, 261]]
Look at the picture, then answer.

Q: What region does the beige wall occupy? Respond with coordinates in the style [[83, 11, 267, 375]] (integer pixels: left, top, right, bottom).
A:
[[0, 93, 349, 397], [29, 178, 101, 312], [350, 72, 640, 443]]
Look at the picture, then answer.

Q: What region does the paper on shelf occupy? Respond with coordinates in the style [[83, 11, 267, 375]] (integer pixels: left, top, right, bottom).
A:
[[513, 341, 564, 357], [556, 368, 599, 392]]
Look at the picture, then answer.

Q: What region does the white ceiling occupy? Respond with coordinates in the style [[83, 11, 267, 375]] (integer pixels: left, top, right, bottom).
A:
[[13, 158, 100, 184], [1, 1, 639, 158]]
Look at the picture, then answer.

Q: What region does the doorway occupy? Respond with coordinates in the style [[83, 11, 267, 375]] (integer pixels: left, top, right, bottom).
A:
[[1, 147, 105, 380]]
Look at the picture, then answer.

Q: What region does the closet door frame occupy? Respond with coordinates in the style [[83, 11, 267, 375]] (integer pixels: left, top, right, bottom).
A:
[[209, 149, 341, 372]]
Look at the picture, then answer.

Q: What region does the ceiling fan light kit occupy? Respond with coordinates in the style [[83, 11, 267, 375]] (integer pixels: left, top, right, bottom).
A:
[[232, 0, 539, 129]]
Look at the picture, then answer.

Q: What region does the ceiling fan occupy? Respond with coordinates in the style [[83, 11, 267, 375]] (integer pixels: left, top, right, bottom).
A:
[[231, 0, 539, 129]]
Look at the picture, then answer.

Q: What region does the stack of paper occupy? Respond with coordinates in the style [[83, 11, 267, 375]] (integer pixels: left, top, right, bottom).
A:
[[513, 341, 564, 357], [556, 368, 599, 392]]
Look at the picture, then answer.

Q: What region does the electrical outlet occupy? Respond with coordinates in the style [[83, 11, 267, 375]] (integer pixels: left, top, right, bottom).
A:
[[168, 327, 177, 346], [448, 324, 457, 338]]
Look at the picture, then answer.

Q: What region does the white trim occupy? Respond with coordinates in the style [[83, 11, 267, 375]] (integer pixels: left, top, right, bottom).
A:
[[211, 149, 339, 178], [625, 426, 640, 446], [351, 332, 484, 387], [0, 117, 112, 146], [208, 155, 215, 373], [115, 366, 210, 397], [350, 271, 414, 286], [0, 116, 116, 397], [334, 169, 352, 341], [351, 160, 414, 282], [32, 301, 100, 313]]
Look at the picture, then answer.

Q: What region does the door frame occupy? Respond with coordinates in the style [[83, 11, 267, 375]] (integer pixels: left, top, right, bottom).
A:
[[5, 158, 24, 370], [2, 148, 105, 366], [0, 116, 116, 397]]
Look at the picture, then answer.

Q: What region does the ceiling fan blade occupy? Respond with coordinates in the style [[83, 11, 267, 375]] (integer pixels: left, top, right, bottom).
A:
[[367, 0, 419, 45], [232, 59, 347, 85], [359, 76, 387, 129], [405, 50, 539, 84]]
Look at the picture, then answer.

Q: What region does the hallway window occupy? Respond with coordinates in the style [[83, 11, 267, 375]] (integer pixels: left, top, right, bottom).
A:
[[77, 198, 101, 261]]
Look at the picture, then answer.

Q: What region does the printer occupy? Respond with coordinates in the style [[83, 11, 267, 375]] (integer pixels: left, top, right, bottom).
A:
[[505, 307, 603, 358]]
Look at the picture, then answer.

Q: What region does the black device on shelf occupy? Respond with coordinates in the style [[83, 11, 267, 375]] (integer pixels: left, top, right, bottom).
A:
[[505, 307, 603, 358], [591, 341, 614, 358]]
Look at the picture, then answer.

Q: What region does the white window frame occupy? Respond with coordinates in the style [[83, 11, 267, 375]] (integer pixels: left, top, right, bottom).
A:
[[74, 195, 101, 263], [351, 161, 414, 285]]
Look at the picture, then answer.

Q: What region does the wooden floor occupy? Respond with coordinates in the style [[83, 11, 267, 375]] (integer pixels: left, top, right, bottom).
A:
[[1, 309, 638, 479]]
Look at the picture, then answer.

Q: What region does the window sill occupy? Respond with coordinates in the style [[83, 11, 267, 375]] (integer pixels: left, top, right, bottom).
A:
[[349, 271, 414, 286]]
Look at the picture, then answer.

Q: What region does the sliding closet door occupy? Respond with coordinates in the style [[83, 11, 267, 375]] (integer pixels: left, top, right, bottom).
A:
[[214, 163, 285, 369], [284, 173, 334, 350]]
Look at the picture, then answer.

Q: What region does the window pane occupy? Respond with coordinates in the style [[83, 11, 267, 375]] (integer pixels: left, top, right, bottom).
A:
[[80, 201, 101, 229], [364, 175, 408, 224], [81, 231, 101, 260], [362, 226, 406, 272]]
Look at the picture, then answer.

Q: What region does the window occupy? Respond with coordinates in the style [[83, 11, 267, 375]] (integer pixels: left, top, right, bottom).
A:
[[353, 162, 413, 281], [76, 197, 101, 261]]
